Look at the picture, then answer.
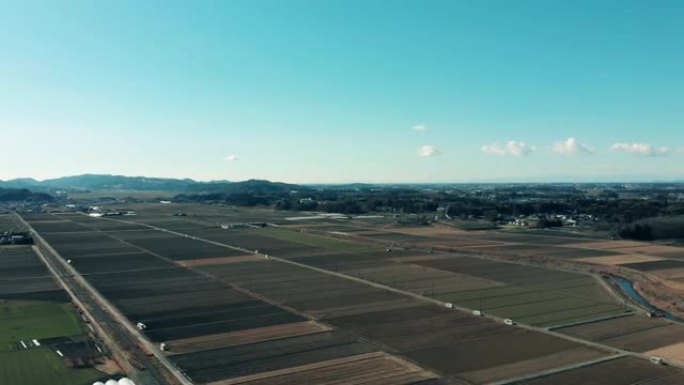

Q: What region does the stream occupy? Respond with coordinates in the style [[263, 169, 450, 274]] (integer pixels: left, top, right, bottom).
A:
[[610, 275, 682, 322]]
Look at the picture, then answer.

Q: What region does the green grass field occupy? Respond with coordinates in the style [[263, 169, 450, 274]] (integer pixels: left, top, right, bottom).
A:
[[0, 348, 104, 385], [0, 301, 84, 351], [0, 300, 106, 385]]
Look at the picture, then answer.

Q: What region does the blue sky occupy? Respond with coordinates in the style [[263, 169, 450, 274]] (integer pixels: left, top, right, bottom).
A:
[[1, 0, 682, 183]]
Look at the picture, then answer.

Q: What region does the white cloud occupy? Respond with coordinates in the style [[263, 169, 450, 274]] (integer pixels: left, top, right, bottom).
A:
[[481, 145, 506, 156], [411, 124, 428, 132], [417, 145, 441, 157], [553, 137, 593, 156], [611, 142, 672, 156], [225, 155, 239, 161], [481, 140, 533, 156]]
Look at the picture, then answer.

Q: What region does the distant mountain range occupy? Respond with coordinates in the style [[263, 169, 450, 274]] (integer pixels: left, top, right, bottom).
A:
[[0, 174, 308, 195], [3, 174, 682, 196]]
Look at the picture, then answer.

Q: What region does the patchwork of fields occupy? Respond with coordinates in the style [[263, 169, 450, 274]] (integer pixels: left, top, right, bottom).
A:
[[18, 206, 684, 385], [24, 213, 439, 385], [166, 226, 629, 327], [203, 258, 609, 383], [556, 315, 684, 365], [308, 220, 684, 290], [517, 356, 684, 385]]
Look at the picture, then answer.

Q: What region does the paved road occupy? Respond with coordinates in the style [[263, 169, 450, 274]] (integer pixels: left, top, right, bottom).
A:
[[17, 214, 190, 385], [31, 246, 151, 382]]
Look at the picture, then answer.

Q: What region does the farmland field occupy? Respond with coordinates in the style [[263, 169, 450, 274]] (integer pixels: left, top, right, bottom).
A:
[[177, 223, 629, 327], [193, 259, 611, 383], [0, 246, 106, 385], [558, 315, 684, 353], [620, 259, 684, 271], [171, 331, 377, 383], [0, 214, 21, 231], [409, 256, 627, 326], [518, 357, 684, 385], [249, 227, 380, 252], [19, 206, 684, 385]]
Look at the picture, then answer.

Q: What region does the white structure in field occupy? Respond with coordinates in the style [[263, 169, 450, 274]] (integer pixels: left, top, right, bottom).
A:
[[96, 378, 136, 385]]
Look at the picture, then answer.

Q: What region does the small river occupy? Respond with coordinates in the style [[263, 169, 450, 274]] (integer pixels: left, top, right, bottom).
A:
[[611, 275, 682, 322]]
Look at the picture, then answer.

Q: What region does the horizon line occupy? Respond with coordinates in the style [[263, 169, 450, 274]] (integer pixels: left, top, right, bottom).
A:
[[2, 173, 684, 186]]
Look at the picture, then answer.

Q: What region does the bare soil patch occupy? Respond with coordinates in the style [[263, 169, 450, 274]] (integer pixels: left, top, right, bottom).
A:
[[178, 255, 263, 267], [645, 342, 684, 366], [576, 254, 665, 266], [167, 321, 329, 354], [206, 352, 436, 385], [519, 356, 676, 385], [571, 240, 648, 250], [459, 346, 607, 384]]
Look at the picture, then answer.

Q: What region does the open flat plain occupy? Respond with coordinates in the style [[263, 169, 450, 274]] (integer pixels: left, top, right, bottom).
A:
[[18, 205, 684, 384]]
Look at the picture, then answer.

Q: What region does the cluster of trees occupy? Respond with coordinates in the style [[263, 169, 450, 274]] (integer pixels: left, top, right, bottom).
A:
[[275, 189, 442, 214], [618, 223, 655, 241], [443, 197, 676, 224], [619, 216, 684, 241], [174, 183, 684, 240], [0, 188, 53, 202], [179, 187, 443, 214], [175, 192, 272, 206]]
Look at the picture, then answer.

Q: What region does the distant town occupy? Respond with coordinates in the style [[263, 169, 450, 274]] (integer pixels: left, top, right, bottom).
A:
[[4, 175, 684, 242]]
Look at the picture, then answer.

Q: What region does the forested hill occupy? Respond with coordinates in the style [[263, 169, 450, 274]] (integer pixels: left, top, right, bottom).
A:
[[0, 188, 53, 202], [0, 174, 197, 191]]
